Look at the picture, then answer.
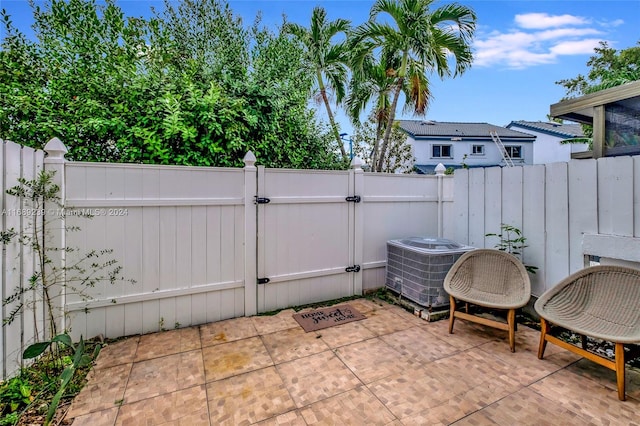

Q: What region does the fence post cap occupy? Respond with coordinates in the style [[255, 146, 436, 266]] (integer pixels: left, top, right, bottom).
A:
[[243, 151, 257, 168], [44, 137, 68, 160], [350, 156, 363, 170], [435, 163, 446, 176]]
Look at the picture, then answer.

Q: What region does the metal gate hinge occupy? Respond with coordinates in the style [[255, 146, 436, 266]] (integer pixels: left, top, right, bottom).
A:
[[345, 265, 361, 273], [345, 195, 361, 203], [257, 277, 270, 284], [255, 196, 271, 204]]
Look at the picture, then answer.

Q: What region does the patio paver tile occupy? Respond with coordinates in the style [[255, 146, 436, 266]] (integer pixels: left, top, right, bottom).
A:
[[94, 337, 139, 370], [347, 298, 388, 314], [299, 385, 397, 425], [423, 318, 505, 350], [134, 327, 200, 362], [253, 410, 307, 426], [261, 327, 330, 364], [412, 376, 522, 424], [429, 347, 522, 388], [358, 308, 414, 336], [206, 366, 296, 425], [63, 298, 640, 425], [565, 358, 640, 401], [368, 366, 459, 419], [369, 347, 524, 421], [335, 337, 419, 384], [200, 316, 259, 348], [116, 385, 209, 425], [123, 349, 205, 404], [453, 387, 589, 426], [529, 367, 640, 424], [67, 363, 131, 418], [277, 350, 361, 407], [380, 326, 460, 363], [202, 336, 273, 382], [251, 309, 300, 335], [316, 320, 376, 348], [69, 407, 118, 426]]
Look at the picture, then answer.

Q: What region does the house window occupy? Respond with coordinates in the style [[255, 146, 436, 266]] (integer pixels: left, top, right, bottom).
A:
[[432, 145, 452, 158], [505, 146, 522, 159], [472, 145, 484, 155]]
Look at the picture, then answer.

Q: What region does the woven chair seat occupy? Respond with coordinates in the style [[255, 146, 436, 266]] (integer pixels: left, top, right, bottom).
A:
[[445, 249, 531, 309], [535, 265, 640, 400], [444, 249, 531, 352]]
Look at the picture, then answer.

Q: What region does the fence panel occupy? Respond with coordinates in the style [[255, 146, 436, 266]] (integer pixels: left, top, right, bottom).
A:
[[467, 168, 486, 248], [257, 168, 353, 313], [64, 163, 246, 339], [361, 173, 444, 292], [0, 141, 46, 379], [501, 166, 523, 231], [522, 165, 546, 296], [544, 162, 570, 290], [567, 159, 598, 272], [598, 156, 634, 237], [484, 167, 503, 247]]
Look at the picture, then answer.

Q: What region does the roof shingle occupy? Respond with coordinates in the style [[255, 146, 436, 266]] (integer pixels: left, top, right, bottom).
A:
[[398, 120, 534, 139], [507, 120, 584, 138]]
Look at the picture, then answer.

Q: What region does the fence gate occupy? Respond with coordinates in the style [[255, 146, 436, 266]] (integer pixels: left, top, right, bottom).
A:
[[256, 166, 361, 313]]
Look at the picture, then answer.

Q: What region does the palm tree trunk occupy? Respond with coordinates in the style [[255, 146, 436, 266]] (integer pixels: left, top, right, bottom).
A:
[[376, 77, 403, 172], [372, 116, 384, 172], [317, 70, 348, 163]]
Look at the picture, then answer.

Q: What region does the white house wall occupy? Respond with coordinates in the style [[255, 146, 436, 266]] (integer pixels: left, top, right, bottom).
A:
[[408, 136, 533, 169], [508, 124, 588, 164]]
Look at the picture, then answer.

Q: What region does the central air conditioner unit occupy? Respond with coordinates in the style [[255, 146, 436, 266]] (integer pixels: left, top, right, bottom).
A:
[[386, 237, 474, 309]]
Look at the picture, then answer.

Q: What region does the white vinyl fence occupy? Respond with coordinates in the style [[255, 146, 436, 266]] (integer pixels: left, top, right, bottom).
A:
[[452, 157, 640, 297], [4, 135, 640, 380], [56, 146, 452, 342], [1, 140, 46, 378]]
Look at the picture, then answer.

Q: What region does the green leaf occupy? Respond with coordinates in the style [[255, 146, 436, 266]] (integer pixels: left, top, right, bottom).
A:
[[73, 337, 85, 365], [23, 341, 51, 359], [19, 383, 31, 398], [52, 333, 73, 349]]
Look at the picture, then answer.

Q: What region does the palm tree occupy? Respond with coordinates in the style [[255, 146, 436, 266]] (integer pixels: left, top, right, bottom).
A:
[[283, 7, 351, 162], [346, 46, 396, 168], [347, 46, 430, 169], [351, 0, 476, 172]]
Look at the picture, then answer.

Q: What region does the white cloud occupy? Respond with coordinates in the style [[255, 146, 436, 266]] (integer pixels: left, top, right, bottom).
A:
[[515, 13, 589, 29], [550, 39, 603, 55], [606, 19, 624, 27], [473, 12, 608, 69], [536, 28, 602, 41]]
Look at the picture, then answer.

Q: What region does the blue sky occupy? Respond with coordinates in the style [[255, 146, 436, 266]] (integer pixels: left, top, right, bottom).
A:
[[2, 0, 639, 137]]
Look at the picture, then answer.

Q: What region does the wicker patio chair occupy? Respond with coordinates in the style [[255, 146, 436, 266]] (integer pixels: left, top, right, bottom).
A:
[[535, 265, 640, 401], [444, 249, 531, 352]]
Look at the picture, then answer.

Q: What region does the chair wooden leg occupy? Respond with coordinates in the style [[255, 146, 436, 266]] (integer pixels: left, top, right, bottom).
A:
[[615, 342, 626, 401], [448, 295, 456, 334], [507, 309, 516, 352], [581, 335, 588, 350], [538, 317, 549, 359]]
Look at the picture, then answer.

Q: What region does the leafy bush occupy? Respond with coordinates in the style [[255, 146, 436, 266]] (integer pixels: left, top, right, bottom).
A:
[[486, 223, 538, 274]]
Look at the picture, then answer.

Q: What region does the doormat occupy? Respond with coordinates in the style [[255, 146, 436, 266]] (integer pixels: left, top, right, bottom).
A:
[[293, 304, 366, 332]]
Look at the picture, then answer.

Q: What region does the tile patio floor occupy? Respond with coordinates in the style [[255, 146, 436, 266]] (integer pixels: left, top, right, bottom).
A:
[[66, 298, 640, 425]]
